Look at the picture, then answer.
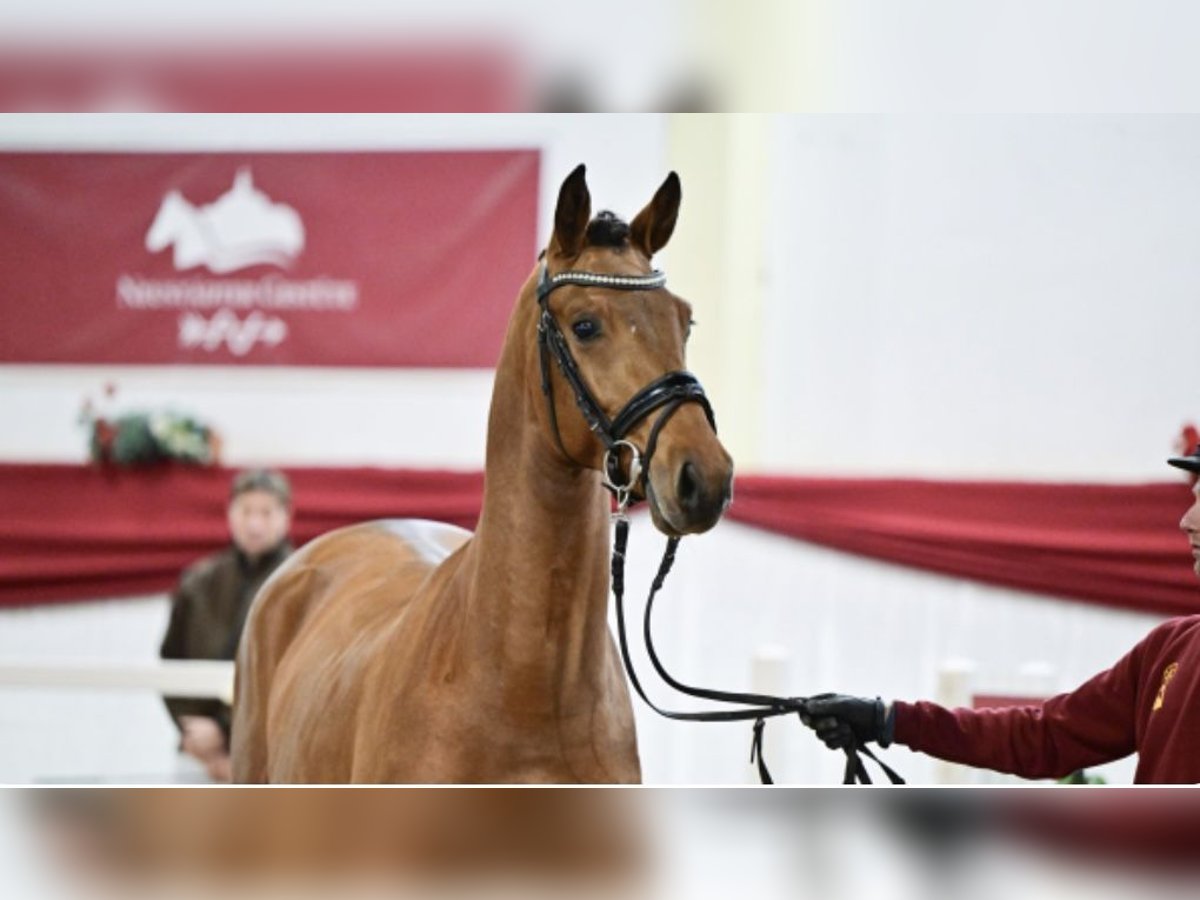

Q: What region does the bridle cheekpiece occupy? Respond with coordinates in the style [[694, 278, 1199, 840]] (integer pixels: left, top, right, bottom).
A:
[[535, 261, 715, 514]]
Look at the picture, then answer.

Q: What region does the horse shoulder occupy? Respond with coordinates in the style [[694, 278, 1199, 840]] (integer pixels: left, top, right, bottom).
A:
[[249, 518, 472, 636], [232, 519, 472, 783]]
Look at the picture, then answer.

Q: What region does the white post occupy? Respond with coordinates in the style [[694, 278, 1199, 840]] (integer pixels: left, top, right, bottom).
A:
[[750, 644, 791, 784]]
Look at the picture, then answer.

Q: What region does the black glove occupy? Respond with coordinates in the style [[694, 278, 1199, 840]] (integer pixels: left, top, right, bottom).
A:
[[800, 693, 895, 750]]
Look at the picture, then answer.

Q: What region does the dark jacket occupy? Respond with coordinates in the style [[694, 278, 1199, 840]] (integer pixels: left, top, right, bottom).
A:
[[159, 541, 292, 739]]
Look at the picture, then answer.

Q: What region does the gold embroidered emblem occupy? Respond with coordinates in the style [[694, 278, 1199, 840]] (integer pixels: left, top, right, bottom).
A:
[[1152, 662, 1179, 712]]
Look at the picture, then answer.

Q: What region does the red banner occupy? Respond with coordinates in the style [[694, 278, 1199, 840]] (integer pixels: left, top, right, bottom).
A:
[[0, 150, 539, 366]]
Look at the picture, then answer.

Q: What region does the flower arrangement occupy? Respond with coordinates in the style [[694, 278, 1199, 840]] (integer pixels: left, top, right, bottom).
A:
[[1058, 769, 1106, 785], [1177, 423, 1199, 458], [80, 383, 221, 467]]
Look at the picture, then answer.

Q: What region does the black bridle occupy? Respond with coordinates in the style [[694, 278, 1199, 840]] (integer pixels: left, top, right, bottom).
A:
[[536, 263, 714, 507], [536, 260, 902, 785]]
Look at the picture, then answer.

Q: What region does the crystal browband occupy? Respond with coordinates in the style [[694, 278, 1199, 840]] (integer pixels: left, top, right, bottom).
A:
[[542, 269, 667, 293]]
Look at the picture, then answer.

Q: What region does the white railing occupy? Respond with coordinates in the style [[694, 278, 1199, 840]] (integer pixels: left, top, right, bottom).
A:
[[0, 659, 234, 702]]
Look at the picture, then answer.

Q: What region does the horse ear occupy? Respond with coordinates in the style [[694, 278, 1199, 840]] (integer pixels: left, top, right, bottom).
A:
[[629, 171, 681, 259], [551, 164, 591, 258]]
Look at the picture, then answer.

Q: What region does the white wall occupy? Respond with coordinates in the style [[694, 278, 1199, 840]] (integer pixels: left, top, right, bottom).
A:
[[762, 115, 1200, 480], [0, 114, 1192, 784], [815, 2, 1200, 113], [624, 517, 1159, 785], [0, 113, 674, 782], [0, 114, 670, 468], [0, 595, 182, 783], [12, 116, 1196, 477]]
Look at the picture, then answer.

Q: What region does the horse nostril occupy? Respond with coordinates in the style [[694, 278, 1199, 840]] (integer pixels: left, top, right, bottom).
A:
[[677, 461, 701, 512]]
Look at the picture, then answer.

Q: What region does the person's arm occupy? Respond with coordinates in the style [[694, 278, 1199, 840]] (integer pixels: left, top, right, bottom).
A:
[[806, 642, 1145, 780], [159, 578, 212, 732], [893, 651, 1140, 779], [160, 583, 189, 662]]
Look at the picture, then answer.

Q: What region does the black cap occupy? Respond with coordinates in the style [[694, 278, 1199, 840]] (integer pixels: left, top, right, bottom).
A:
[[1168, 443, 1200, 474]]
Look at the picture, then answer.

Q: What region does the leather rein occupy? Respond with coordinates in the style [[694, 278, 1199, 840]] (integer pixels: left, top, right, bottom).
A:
[[536, 261, 902, 785]]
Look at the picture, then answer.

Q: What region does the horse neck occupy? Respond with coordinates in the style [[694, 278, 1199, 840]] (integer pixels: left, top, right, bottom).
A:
[[464, 290, 614, 689]]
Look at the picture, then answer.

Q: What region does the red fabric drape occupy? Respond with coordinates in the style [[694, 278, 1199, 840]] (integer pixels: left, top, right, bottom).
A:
[[726, 476, 1200, 617], [2, 464, 1197, 616], [0, 464, 483, 607]]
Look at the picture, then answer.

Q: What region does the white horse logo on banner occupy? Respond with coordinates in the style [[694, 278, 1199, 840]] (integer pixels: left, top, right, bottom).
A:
[[145, 169, 305, 273]]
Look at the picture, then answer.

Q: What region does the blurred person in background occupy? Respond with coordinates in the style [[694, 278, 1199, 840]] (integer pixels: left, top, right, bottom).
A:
[[160, 468, 293, 782], [801, 447, 1200, 784]]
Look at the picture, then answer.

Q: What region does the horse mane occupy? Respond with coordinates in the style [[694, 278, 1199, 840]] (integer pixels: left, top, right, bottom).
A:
[[586, 210, 630, 249], [537, 210, 630, 261]]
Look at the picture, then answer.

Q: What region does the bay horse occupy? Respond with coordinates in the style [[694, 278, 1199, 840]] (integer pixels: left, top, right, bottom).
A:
[[231, 165, 734, 783]]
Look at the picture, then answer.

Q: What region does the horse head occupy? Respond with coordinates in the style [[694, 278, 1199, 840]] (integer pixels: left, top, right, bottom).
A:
[[531, 164, 734, 536], [145, 190, 195, 256]]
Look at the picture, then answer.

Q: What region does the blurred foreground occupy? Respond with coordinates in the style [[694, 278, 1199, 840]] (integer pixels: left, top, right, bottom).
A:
[[2, 788, 1197, 900]]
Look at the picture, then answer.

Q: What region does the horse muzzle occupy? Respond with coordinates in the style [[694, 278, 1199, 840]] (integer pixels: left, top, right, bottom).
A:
[[647, 450, 734, 536]]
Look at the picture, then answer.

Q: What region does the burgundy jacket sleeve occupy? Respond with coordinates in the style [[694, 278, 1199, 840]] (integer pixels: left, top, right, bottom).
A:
[[893, 642, 1145, 779]]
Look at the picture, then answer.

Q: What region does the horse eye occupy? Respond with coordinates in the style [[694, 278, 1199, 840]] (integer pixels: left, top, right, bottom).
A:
[[571, 318, 601, 341]]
